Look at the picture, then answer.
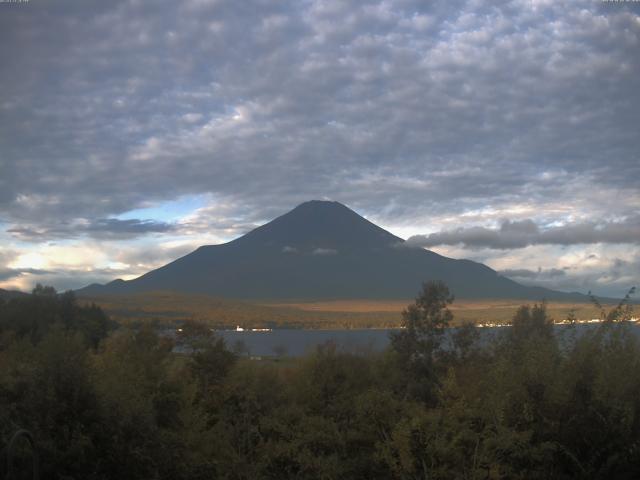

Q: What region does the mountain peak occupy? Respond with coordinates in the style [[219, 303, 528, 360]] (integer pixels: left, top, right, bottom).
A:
[[285, 199, 359, 218], [232, 199, 403, 251], [76, 200, 589, 301], [292, 199, 348, 210]]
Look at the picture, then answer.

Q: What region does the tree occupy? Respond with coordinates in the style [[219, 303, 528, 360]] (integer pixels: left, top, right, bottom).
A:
[[451, 321, 480, 363], [0, 285, 112, 348], [31, 284, 56, 297], [589, 286, 636, 323], [190, 337, 237, 399], [390, 281, 454, 403], [508, 302, 554, 344], [0, 327, 100, 479]]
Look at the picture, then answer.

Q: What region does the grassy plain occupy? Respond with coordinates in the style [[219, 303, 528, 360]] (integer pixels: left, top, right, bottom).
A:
[[78, 291, 400, 329], [78, 291, 617, 329], [267, 299, 615, 326]]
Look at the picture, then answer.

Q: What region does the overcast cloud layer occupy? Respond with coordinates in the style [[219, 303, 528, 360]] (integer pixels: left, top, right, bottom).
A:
[[407, 216, 640, 250], [1, 0, 639, 297]]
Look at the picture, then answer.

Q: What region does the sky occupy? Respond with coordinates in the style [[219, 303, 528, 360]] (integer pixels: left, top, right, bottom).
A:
[[1, 0, 639, 297]]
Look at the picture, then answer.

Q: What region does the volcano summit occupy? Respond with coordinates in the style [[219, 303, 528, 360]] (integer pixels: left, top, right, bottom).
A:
[[79, 201, 586, 301]]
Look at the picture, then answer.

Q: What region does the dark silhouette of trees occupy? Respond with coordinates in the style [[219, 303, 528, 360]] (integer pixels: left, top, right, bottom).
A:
[[390, 280, 454, 403], [0, 285, 113, 348], [2, 283, 639, 479], [589, 286, 636, 322]]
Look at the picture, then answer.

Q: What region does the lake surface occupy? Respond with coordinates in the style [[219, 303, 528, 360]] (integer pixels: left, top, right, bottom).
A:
[[217, 328, 395, 357], [214, 323, 640, 357]]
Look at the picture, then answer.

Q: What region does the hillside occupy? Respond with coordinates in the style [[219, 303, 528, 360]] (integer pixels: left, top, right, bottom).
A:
[[0, 288, 29, 300], [78, 200, 590, 301]]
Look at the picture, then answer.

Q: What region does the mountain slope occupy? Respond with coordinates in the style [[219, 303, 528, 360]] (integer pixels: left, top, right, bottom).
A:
[[0, 288, 29, 300], [78, 200, 588, 301]]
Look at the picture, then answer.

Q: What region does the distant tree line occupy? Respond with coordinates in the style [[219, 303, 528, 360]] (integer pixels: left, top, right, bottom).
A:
[[1, 282, 639, 479]]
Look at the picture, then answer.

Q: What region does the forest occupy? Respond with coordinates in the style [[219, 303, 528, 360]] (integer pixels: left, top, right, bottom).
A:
[[1, 283, 639, 479]]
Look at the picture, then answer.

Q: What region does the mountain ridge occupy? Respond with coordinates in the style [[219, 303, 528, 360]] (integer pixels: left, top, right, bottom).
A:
[[0, 288, 29, 300], [77, 200, 591, 301]]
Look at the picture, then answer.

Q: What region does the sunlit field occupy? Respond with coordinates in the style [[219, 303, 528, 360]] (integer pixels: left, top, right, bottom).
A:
[[266, 299, 627, 326], [78, 292, 621, 329]]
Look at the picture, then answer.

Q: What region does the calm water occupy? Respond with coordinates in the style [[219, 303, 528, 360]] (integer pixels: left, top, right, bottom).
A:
[[217, 328, 394, 357], [214, 323, 640, 357]]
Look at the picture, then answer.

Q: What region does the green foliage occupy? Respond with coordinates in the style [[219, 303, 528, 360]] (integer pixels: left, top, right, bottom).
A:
[[0, 328, 100, 479], [2, 283, 640, 479], [509, 302, 555, 343], [0, 285, 114, 348], [390, 280, 454, 403], [450, 321, 481, 363], [190, 335, 237, 402]]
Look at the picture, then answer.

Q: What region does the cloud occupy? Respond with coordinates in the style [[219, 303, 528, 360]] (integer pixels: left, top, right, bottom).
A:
[[176, 200, 263, 240], [0, 237, 202, 292], [87, 218, 174, 237], [1, 267, 137, 293], [407, 217, 640, 250], [0, 0, 638, 229], [0, 0, 638, 295], [495, 251, 640, 297], [427, 242, 640, 298], [7, 218, 175, 242], [0, 249, 54, 284], [112, 243, 197, 269], [499, 267, 567, 280], [0, 267, 54, 282], [312, 248, 338, 255]]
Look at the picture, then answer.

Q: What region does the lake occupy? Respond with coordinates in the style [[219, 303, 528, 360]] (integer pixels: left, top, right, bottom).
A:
[[214, 323, 640, 357]]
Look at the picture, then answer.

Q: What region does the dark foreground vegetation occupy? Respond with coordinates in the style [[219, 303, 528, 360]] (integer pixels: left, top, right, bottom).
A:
[[1, 283, 639, 479]]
